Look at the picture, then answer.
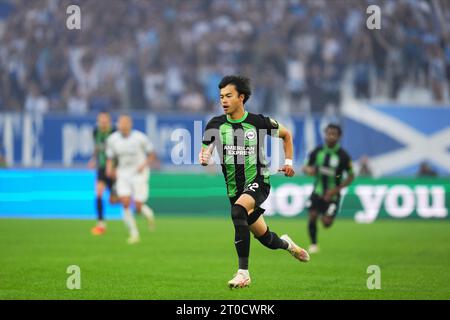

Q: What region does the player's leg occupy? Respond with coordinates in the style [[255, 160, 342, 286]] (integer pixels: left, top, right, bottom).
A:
[[117, 178, 139, 244], [133, 172, 155, 231], [322, 215, 335, 228], [230, 195, 252, 268], [307, 194, 322, 253], [248, 212, 309, 262], [321, 201, 338, 229], [246, 205, 288, 250], [135, 201, 155, 231], [91, 179, 107, 235], [121, 196, 140, 244], [225, 193, 254, 288], [308, 210, 319, 253], [96, 180, 106, 222], [240, 181, 305, 256], [318, 201, 338, 248]]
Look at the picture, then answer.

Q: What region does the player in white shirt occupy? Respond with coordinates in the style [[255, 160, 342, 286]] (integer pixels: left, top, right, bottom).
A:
[[106, 115, 157, 244]]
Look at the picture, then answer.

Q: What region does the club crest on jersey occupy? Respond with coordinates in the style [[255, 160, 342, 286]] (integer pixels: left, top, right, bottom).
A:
[[245, 129, 257, 141], [329, 156, 340, 168]]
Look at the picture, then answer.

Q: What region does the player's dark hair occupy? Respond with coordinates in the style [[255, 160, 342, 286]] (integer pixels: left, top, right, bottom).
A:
[[218, 75, 252, 104], [325, 123, 342, 136]]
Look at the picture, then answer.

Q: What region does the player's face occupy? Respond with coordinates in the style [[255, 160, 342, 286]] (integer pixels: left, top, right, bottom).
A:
[[118, 116, 132, 136], [220, 84, 244, 115], [325, 128, 340, 147], [97, 113, 111, 131]]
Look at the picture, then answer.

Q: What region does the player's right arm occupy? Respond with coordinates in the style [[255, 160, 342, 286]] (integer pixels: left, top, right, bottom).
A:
[[199, 144, 214, 166], [199, 118, 221, 166], [302, 148, 319, 176], [137, 133, 158, 172], [258, 115, 294, 176]]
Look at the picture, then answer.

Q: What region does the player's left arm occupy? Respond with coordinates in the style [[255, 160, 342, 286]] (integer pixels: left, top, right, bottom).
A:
[[138, 134, 158, 172], [141, 151, 159, 170], [324, 153, 355, 201], [261, 115, 295, 177], [277, 125, 295, 177]]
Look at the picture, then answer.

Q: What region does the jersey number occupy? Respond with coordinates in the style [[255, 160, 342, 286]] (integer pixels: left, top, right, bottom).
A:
[[326, 203, 337, 216], [246, 183, 259, 192]]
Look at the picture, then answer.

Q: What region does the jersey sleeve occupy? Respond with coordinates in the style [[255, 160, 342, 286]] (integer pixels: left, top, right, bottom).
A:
[[258, 114, 281, 137], [343, 151, 354, 176], [305, 147, 319, 166], [202, 118, 221, 149], [142, 134, 154, 154]]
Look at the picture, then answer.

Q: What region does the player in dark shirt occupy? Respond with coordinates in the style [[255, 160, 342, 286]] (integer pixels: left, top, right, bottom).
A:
[[200, 75, 310, 289], [302, 124, 354, 253], [88, 111, 118, 235]]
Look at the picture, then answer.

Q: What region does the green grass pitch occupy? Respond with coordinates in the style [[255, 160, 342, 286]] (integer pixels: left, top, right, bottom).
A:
[[0, 216, 449, 300]]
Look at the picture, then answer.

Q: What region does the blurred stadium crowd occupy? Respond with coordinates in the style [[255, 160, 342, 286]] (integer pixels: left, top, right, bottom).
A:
[[0, 0, 450, 115]]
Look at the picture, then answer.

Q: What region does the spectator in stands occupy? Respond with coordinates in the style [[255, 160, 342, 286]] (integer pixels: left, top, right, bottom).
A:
[[1, 0, 450, 112], [63, 79, 89, 115], [0, 143, 7, 168], [24, 82, 49, 113], [179, 82, 207, 113], [417, 161, 438, 177], [358, 155, 373, 177]]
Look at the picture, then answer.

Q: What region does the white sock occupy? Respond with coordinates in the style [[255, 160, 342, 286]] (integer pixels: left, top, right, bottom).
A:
[[238, 269, 249, 276], [123, 208, 139, 238], [140, 205, 155, 221]]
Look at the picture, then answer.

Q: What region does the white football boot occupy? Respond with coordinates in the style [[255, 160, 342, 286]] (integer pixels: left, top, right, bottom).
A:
[[228, 269, 251, 289], [281, 235, 310, 262], [127, 235, 140, 245]]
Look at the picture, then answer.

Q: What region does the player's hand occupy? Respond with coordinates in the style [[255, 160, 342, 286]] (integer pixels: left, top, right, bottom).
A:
[[279, 165, 295, 177], [88, 158, 96, 169], [199, 145, 213, 166], [323, 188, 339, 202]]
